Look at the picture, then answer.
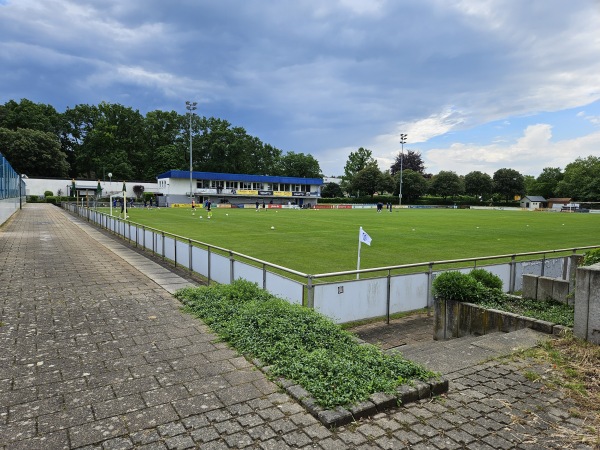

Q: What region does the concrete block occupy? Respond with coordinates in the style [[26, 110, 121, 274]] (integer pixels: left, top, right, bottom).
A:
[[469, 304, 487, 336], [522, 274, 538, 299], [457, 301, 471, 337], [369, 392, 398, 411], [396, 384, 419, 404], [486, 309, 504, 333], [433, 296, 446, 341], [317, 407, 353, 427], [574, 265, 600, 344], [552, 279, 570, 304], [348, 401, 377, 420], [530, 319, 554, 334], [446, 299, 460, 339], [537, 276, 554, 301]]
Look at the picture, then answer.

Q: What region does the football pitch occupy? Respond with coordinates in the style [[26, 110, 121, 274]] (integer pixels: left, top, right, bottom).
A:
[[108, 206, 599, 274]]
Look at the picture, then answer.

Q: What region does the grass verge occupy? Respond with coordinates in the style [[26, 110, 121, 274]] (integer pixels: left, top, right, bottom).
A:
[[175, 279, 437, 409], [522, 332, 600, 447]]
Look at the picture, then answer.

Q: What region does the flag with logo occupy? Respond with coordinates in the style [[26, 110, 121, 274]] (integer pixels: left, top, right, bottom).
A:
[[359, 227, 372, 246], [356, 227, 372, 279]]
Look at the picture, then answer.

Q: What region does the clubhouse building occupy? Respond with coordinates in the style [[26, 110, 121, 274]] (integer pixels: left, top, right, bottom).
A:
[[157, 170, 323, 208]]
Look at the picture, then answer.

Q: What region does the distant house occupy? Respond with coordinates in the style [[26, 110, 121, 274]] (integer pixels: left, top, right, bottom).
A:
[[520, 196, 546, 210], [546, 198, 572, 210]]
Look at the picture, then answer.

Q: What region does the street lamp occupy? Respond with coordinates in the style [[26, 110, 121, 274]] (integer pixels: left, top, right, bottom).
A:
[[186, 101, 198, 204], [399, 133, 407, 207]]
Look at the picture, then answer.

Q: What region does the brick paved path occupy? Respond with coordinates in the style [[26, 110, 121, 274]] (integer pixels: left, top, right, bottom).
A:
[[0, 205, 594, 449]]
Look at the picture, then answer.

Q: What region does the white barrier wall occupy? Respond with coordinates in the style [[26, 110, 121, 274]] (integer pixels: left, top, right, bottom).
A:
[[66, 204, 579, 325]]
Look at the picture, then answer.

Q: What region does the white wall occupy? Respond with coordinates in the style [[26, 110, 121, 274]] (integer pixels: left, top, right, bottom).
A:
[[23, 178, 158, 198]]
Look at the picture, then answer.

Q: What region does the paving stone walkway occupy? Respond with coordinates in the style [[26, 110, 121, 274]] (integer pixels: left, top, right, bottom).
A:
[[0, 204, 595, 449]]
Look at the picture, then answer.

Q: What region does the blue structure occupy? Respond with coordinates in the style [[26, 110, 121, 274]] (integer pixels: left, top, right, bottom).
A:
[[0, 152, 26, 225], [156, 170, 323, 208]]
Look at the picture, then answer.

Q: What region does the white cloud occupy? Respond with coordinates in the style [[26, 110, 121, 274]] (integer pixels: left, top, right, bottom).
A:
[[424, 124, 600, 176]]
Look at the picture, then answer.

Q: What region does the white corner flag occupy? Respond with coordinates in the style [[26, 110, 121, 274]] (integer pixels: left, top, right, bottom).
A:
[[359, 227, 372, 246], [357, 227, 372, 279]]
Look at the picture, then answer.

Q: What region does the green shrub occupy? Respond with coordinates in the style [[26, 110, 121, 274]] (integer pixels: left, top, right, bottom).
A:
[[432, 271, 486, 302], [176, 279, 435, 409], [470, 268, 503, 290], [44, 190, 54, 197], [582, 249, 600, 267]]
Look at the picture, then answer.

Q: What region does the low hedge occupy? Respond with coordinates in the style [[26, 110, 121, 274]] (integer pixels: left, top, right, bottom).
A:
[[432, 269, 574, 327], [175, 280, 436, 409]]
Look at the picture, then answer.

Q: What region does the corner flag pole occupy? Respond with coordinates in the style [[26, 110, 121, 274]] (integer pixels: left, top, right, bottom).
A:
[[357, 227, 372, 280], [357, 237, 362, 280]]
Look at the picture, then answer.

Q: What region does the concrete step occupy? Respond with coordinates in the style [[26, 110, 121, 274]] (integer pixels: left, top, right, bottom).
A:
[[387, 328, 550, 375]]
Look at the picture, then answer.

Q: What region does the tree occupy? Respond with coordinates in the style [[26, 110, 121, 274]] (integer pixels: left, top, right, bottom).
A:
[[430, 171, 463, 200], [523, 175, 537, 196], [195, 117, 281, 175], [321, 182, 344, 198], [0, 128, 69, 177], [64, 102, 146, 180], [390, 150, 425, 175], [343, 147, 377, 178], [342, 147, 378, 196], [133, 185, 145, 199], [0, 98, 63, 134], [349, 166, 384, 197], [533, 167, 563, 198], [276, 151, 322, 178], [393, 169, 428, 203], [464, 171, 493, 201], [556, 156, 600, 201], [143, 109, 186, 179], [493, 168, 525, 202]]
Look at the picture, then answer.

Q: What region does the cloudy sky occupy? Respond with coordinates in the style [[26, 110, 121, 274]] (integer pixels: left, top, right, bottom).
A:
[[1, 0, 600, 177]]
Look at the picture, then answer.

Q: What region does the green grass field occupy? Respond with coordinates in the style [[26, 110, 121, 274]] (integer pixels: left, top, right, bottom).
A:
[[108, 206, 599, 274]]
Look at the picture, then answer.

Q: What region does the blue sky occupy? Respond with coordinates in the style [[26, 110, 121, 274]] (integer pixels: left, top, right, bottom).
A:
[[1, 0, 599, 177]]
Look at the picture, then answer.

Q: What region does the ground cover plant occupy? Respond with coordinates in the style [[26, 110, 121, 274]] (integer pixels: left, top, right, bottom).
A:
[[175, 279, 436, 409], [105, 206, 600, 274], [432, 269, 574, 326]]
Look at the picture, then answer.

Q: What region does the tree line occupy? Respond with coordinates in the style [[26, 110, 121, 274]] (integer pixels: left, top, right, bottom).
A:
[[322, 147, 600, 203], [0, 99, 321, 181]]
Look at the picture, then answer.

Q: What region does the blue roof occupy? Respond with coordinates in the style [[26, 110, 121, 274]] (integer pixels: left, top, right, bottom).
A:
[[157, 170, 322, 185]]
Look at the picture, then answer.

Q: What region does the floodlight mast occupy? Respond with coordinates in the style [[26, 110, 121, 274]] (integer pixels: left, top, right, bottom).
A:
[[186, 101, 198, 204], [399, 133, 407, 207]]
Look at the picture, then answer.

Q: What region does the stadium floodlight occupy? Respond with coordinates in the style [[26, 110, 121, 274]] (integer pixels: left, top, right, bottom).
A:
[[186, 101, 198, 204], [399, 133, 407, 207]]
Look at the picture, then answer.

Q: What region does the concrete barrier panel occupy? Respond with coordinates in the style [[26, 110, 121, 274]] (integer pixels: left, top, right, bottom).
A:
[[522, 274, 538, 299], [574, 264, 600, 344], [552, 279, 570, 304], [537, 276, 554, 301]]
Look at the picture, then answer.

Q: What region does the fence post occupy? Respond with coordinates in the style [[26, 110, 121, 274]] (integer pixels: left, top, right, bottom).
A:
[[427, 262, 434, 315], [262, 263, 267, 290], [174, 236, 177, 269], [161, 232, 165, 261], [188, 239, 193, 272], [541, 253, 546, 276], [509, 255, 517, 293], [229, 251, 235, 284], [207, 247, 212, 285], [386, 269, 391, 325], [306, 276, 314, 309]]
